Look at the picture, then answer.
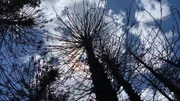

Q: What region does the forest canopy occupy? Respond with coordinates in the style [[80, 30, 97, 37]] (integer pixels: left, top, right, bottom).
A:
[[0, 0, 180, 101]]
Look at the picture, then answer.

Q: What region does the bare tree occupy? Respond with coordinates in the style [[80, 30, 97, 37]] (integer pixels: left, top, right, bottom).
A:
[[124, 2, 180, 100], [52, 1, 118, 101], [1, 0, 180, 101]]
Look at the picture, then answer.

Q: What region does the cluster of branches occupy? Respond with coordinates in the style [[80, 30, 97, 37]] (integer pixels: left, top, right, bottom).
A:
[[0, 0, 47, 61], [0, 56, 69, 101], [47, 1, 180, 101], [0, 0, 180, 101], [0, 0, 67, 101]]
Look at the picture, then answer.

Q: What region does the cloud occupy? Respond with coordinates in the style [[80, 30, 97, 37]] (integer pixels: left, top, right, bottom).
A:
[[130, 0, 174, 61], [40, 0, 106, 18], [39, 0, 107, 35], [141, 88, 169, 101], [135, 0, 170, 23]]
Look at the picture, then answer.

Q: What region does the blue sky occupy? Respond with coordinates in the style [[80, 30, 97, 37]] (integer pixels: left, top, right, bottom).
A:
[[106, 0, 180, 30], [40, 0, 180, 32], [107, 0, 180, 11], [107, 0, 132, 13]]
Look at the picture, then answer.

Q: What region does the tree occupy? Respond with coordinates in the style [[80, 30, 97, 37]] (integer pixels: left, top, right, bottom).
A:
[[92, 19, 142, 100], [0, 0, 58, 101], [49, 1, 180, 100], [0, 0, 45, 60], [124, 3, 180, 100], [1, 0, 180, 101], [0, 56, 69, 101], [52, 1, 118, 101]]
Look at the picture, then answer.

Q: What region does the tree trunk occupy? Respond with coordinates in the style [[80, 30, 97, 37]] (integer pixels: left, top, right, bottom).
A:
[[103, 56, 142, 101], [112, 69, 142, 101], [84, 41, 118, 101]]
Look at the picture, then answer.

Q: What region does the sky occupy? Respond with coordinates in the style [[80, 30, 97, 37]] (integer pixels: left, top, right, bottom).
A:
[[40, 0, 180, 17], [40, 0, 180, 59], [40, 0, 180, 33]]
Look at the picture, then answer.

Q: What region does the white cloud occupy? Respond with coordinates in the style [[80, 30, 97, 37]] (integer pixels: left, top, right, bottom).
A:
[[135, 0, 170, 23], [107, 9, 126, 25], [105, 9, 126, 37], [141, 88, 169, 101], [39, 0, 107, 37], [40, 0, 105, 18]]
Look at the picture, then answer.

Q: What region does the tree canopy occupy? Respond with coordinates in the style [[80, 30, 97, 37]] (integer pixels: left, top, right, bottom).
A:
[[0, 0, 180, 101]]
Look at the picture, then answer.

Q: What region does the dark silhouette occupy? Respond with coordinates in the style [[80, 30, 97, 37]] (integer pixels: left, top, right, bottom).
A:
[[0, 0, 180, 101], [54, 2, 118, 101]]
